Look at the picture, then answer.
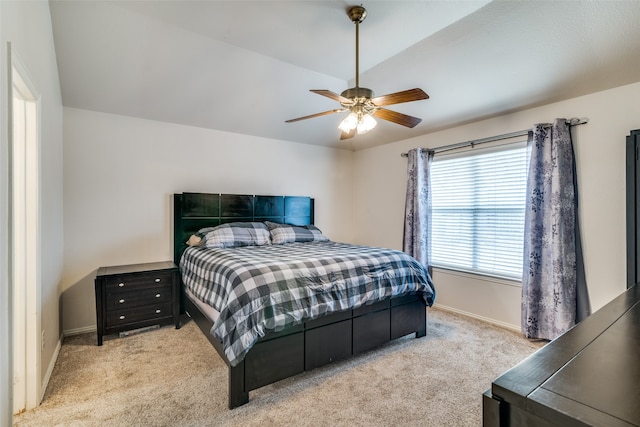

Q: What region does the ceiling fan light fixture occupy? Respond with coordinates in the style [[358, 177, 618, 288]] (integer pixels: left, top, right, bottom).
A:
[[338, 110, 377, 135], [338, 112, 358, 132], [357, 113, 377, 134]]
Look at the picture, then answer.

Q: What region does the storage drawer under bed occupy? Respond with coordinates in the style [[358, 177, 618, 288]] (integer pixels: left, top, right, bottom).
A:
[[245, 332, 305, 390], [305, 319, 352, 370]]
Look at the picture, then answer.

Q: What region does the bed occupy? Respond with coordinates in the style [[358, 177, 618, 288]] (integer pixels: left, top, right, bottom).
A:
[[173, 192, 435, 408]]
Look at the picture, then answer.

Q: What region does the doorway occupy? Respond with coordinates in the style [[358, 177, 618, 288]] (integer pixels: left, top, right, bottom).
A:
[[10, 46, 41, 414]]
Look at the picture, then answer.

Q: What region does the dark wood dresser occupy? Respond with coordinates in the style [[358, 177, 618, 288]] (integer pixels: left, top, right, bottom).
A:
[[95, 261, 180, 345], [483, 284, 640, 427]]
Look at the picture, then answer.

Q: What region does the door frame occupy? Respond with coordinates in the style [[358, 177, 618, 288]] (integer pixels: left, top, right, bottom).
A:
[[8, 43, 42, 414]]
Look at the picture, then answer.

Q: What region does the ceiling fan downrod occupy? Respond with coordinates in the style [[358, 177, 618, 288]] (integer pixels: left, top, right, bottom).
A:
[[348, 5, 367, 89]]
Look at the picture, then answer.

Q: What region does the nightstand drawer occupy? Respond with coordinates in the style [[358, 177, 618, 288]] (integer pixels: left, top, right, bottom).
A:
[[105, 271, 174, 292], [106, 302, 173, 327], [105, 286, 171, 311]]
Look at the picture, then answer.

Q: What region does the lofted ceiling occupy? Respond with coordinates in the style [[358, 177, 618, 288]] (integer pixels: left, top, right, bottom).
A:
[[49, 0, 640, 151]]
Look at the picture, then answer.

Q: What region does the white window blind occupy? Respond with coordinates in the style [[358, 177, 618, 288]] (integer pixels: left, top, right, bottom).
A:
[[431, 142, 529, 280]]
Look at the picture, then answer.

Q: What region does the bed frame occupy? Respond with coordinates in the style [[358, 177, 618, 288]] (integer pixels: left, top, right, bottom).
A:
[[173, 192, 428, 408]]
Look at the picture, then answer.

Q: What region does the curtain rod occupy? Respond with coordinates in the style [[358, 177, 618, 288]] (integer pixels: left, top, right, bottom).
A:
[[400, 117, 589, 157]]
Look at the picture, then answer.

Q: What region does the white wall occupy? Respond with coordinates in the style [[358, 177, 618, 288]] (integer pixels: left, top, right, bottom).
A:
[[63, 83, 640, 334], [61, 108, 354, 333], [353, 81, 640, 329], [1, 0, 64, 417], [0, 2, 9, 422]]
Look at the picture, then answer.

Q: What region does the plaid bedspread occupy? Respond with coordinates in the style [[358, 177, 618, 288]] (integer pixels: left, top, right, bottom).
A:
[[180, 241, 436, 367]]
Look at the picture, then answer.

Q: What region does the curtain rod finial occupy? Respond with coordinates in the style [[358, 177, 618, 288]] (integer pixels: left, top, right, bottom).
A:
[[568, 117, 589, 125]]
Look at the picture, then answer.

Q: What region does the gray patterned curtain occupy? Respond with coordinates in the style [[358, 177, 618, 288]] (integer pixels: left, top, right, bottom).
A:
[[522, 118, 590, 340], [403, 148, 435, 271]]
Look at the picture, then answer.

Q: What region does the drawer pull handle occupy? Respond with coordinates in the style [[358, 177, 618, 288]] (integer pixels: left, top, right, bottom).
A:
[[154, 278, 161, 283], [119, 315, 125, 320], [118, 283, 125, 287], [119, 299, 125, 304], [155, 309, 161, 314], [155, 293, 161, 298]]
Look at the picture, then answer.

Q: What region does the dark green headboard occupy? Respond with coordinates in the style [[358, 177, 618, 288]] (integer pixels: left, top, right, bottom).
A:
[[173, 193, 314, 264]]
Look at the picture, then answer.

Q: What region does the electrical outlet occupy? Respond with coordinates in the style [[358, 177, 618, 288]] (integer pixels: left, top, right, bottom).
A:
[[41, 330, 45, 351]]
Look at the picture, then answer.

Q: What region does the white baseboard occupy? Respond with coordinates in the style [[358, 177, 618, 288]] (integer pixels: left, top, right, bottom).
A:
[[63, 325, 96, 337], [40, 337, 61, 404], [432, 303, 521, 333]]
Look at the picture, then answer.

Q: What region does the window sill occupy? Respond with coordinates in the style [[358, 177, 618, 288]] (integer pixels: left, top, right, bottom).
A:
[[431, 266, 522, 288]]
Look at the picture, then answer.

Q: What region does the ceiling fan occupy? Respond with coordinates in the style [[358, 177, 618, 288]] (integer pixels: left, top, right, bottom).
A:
[[285, 5, 429, 140]]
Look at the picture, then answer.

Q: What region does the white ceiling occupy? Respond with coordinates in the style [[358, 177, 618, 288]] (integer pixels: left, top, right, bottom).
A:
[[49, 0, 640, 150]]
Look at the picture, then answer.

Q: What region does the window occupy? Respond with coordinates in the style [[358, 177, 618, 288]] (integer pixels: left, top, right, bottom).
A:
[[431, 142, 529, 280]]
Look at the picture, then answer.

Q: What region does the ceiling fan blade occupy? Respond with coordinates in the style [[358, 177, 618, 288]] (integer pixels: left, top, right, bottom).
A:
[[371, 88, 429, 107], [310, 89, 352, 104], [340, 128, 356, 140], [285, 109, 346, 123], [373, 108, 422, 128]]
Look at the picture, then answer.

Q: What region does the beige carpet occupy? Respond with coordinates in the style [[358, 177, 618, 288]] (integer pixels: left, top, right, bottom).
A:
[[14, 308, 544, 427]]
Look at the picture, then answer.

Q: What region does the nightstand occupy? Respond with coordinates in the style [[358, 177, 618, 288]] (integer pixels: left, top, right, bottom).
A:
[[94, 261, 180, 345]]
